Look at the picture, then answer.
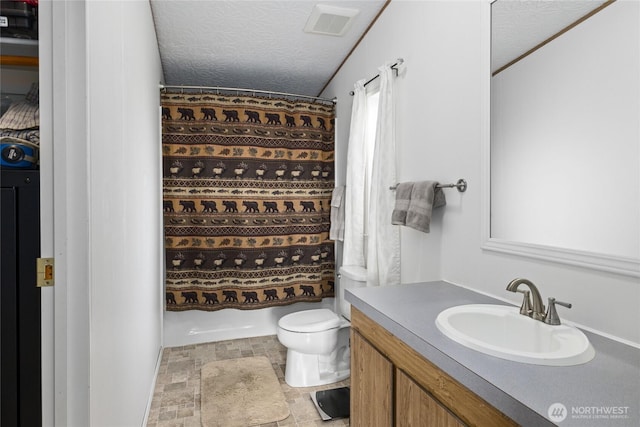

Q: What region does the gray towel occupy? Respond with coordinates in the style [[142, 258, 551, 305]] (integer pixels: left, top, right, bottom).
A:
[[329, 185, 346, 241], [405, 181, 446, 233], [391, 182, 414, 225]]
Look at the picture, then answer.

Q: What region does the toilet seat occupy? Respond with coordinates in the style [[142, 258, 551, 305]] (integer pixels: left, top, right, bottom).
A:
[[278, 308, 341, 333]]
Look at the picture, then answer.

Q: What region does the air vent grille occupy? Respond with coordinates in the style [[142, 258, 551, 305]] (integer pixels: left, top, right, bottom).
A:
[[304, 4, 359, 36]]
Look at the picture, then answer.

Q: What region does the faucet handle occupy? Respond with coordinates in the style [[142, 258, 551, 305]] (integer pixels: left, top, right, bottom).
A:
[[516, 289, 532, 316], [544, 297, 572, 325]]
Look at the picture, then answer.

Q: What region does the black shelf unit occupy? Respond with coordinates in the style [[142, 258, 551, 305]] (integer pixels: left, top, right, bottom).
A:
[[1, 168, 41, 427]]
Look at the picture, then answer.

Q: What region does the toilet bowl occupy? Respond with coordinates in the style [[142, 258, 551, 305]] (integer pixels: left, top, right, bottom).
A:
[[277, 309, 350, 387], [276, 265, 367, 387]]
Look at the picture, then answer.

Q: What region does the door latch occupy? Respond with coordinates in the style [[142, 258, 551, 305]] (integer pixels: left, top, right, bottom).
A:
[[36, 258, 54, 287]]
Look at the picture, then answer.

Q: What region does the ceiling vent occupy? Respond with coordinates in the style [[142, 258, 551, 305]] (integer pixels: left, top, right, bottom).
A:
[[304, 4, 360, 36]]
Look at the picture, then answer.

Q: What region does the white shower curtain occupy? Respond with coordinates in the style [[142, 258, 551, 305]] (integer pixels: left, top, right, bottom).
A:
[[343, 62, 401, 287], [342, 79, 367, 268], [366, 62, 400, 287]]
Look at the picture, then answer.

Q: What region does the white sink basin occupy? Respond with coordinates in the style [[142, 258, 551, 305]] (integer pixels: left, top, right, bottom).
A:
[[435, 304, 595, 366]]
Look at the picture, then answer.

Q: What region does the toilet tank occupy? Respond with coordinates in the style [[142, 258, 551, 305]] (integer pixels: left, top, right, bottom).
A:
[[338, 265, 367, 321]]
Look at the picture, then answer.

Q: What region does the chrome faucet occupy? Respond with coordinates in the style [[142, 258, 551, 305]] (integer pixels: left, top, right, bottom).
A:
[[506, 278, 546, 321]]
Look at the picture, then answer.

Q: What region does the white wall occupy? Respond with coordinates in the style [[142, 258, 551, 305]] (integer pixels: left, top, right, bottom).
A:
[[45, 1, 164, 426], [42, 1, 639, 423], [322, 0, 640, 345], [86, 1, 164, 425], [326, 0, 474, 286]]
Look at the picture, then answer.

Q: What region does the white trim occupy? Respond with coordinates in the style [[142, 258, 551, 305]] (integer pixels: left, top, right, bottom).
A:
[[480, 0, 492, 256], [158, 105, 166, 348], [482, 239, 640, 278], [142, 346, 164, 427], [50, 2, 91, 425], [38, 0, 54, 424]]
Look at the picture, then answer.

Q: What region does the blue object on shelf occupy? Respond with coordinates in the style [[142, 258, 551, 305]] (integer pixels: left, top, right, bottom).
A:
[[0, 138, 38, 168]]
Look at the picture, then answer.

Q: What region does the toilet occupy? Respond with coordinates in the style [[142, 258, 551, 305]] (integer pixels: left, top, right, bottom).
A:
[[276, 265, 367, 387]]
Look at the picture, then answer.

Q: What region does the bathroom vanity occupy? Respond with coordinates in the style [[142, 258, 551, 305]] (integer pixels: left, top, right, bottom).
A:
[[347, 281, 640, 426], [351, 308, 515, 426]]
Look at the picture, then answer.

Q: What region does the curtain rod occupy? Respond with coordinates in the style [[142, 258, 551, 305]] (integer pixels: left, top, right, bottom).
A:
[[159, 84, 336, 104], [349, 58, 404, 96]]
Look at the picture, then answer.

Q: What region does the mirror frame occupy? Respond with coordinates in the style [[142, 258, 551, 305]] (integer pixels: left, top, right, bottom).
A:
[[480, 0, 640, 278]]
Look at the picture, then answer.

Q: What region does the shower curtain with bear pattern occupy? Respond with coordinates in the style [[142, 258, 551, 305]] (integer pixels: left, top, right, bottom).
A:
[[161, 91, 335, 311]]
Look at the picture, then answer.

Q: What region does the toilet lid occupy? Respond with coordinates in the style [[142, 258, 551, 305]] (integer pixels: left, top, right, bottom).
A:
[[278, 309, 341, 333]]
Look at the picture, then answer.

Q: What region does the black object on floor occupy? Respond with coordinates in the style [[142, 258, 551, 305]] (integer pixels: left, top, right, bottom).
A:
[[310, 386, 350, 421]]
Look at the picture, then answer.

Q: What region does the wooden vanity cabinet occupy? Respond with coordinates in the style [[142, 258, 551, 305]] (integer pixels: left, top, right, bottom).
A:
[[396, 369, 465, 427], [350, 307, 518, 427], [351, 330, 393, 426]]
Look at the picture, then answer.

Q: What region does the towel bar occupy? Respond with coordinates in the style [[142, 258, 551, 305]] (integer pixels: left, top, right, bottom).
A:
[[390, 178, 467, 193]]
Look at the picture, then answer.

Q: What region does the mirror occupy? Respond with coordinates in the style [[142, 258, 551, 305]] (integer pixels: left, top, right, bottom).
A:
[[486, 0, 640, 277]]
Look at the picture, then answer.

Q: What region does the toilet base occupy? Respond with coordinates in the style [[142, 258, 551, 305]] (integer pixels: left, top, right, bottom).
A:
[[284, 347, 350, 387]]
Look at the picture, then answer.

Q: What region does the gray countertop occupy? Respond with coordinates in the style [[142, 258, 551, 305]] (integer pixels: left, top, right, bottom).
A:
[[346, 281, 640, 427]]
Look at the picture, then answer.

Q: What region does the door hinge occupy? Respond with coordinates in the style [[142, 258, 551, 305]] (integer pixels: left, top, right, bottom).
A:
[[36, 258, 54, 287]]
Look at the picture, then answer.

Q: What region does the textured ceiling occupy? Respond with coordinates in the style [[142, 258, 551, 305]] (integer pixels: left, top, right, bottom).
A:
[[150, 0, 387, 97], [150, 0, 611, 95], [492, 0, 610, 73]]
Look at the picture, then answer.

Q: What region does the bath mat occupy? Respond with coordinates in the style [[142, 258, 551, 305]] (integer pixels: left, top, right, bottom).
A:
[[200, 356, 289, 427]]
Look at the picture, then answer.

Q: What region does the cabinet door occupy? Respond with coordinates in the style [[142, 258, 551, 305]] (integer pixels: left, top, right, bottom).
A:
[[1, 170, 41, 427], [351, 329, 393, 427], [1, 186, 19, 426], [396, 369, 465, 427]]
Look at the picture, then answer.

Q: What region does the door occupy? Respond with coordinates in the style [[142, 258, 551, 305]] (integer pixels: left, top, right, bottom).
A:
[[396, 369, 465, 427], [1, 170, 41, 427], [350, 329, 393, 426]]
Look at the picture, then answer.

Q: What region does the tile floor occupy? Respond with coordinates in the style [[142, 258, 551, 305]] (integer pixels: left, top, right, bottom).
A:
[[146, 335, 350, 427]]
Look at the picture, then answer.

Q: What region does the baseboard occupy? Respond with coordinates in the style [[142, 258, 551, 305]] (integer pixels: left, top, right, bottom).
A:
[[141, 345, 164, 426]]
